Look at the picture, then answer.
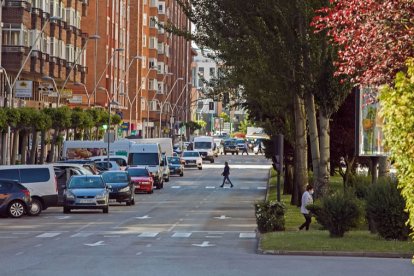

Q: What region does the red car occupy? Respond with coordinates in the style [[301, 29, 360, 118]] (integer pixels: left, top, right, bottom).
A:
[[126, 167, 154, 194]]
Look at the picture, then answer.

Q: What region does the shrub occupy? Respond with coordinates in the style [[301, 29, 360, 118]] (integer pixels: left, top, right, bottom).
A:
[[307, 192, 361, 238], [366, 180, 411, 240], [347, 175, 371, 199], [255, 201, 286, 233]]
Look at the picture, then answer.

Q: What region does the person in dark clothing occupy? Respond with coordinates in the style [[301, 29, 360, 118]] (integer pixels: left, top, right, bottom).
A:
[[257, 142, 263, 154], [220, 161, 233, 188]]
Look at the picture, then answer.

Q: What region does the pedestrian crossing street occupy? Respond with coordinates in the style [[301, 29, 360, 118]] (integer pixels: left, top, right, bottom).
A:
[[168, 185, 267, 190], [0, 230, 257, 240]]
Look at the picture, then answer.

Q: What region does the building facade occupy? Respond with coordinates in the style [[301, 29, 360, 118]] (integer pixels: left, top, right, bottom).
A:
[[1, 0, 88, 109]]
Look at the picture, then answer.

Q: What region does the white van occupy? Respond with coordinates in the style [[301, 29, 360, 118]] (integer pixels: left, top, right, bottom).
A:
[[128, 143, 165, 189], [126, 138, 173, 157], [193, 136, 216, 163], [0, 165, 57, 215], [62, 140, 134, 160]]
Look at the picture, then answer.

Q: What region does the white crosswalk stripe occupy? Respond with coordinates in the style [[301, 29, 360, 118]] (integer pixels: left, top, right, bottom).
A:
[[172, 232, 192, 238], [137, 232, 159, 238], [36, 232, 61, 238], [239, 233, 256, 238]]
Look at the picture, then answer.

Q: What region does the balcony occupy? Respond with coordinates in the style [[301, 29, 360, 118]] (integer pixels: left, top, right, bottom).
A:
[[6, 1, 31, 10]]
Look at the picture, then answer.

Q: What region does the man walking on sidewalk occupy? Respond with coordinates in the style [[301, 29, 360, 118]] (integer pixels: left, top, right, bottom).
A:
[[220, 161, 233, 188]]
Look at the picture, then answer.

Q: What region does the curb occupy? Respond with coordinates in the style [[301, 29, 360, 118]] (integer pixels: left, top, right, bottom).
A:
[[256, 169, 413, 259]]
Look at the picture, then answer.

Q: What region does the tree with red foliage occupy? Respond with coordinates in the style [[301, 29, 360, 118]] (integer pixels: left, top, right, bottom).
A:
[[313, 0, 414, 85]]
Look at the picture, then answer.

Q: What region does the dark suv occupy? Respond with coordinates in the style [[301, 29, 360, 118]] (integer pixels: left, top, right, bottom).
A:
[[0, 179, 32, 218], [223, 139, 239, 155]]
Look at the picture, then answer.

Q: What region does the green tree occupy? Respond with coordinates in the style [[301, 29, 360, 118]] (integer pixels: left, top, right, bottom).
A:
[[32, 110, 52, 164], [17, 107, 37, 164], [44, 107, 72, 162], [5, 108, 21, 165], [379, 59, 414, 237]]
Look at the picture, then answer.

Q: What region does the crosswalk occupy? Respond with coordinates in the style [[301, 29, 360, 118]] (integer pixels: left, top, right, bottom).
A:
[[167, 185, 267, 190], [1, 231, 257, 240]]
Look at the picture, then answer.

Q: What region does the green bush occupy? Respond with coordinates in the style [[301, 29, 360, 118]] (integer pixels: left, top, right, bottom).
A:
[[307, 192, 362, 238], [347, 175, 371, 199], [366, 180, 411, 241], [255, 201, 286, 233]]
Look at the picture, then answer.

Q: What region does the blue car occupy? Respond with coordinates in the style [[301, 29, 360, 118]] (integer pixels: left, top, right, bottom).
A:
[[63, 175, 109, 214], [101, 171, 135, 206], [0, 179, 32, 218], [167, 156, 184, 177]]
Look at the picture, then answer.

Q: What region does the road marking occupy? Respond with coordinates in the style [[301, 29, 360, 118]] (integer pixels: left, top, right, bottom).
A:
[[172, 232, 192, 238], [76, 222, 94, 232], [136, 215, 151, 220], [34, 244, 42, 248], [171, 186, 181, 189], [15, 252, 24, 256], [85, 241, 105, 247], [104, 235, 120, 238], [192, 241, 215, 248], [146, 244, 152, 248], [205, 236, 222, 239], [138, 232, 159, 238], [36, 232, 61, 238], [0, 236, 17, 239], [214, 215, 231, 220], [71, 232, 94, 238], [136, 252, 142, 256], [257, 187, 267, 190], [239, 232, 256, 238], [56, 216, 71, 220], [205, 186, 216, 189]]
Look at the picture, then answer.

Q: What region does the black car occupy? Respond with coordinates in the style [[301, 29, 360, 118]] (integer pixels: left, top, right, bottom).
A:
[[223, 139, 239, 155], [101, 171, 135, 206], [0, 179, 32, 218], [167, 156, 184, 177]]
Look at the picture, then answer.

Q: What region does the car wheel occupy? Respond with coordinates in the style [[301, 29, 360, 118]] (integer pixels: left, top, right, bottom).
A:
[[180, 173, 184, 177], [8, 201, 25, 218], [29, 198, 42, 216], [232, 152, 234, 155], [103, 206, 109, 213], [131, 197, 135, 205], [63, 206, 71, 214], [148, 189, 154, 194], [237, 152, 239, 155], [224, 152, 227, 155], [198, 166, 203, 170], [126, 200, 131, 206], [165, 176, 170, 182]]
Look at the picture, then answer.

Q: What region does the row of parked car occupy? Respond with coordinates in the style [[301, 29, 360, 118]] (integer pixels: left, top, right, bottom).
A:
[[0, 154, 189, 218]]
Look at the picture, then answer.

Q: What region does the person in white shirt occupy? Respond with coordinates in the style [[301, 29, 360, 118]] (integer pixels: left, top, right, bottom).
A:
[[299, 184, 314, 231]]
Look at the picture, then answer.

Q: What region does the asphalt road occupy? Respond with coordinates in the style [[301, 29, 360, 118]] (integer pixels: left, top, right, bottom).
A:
[[0, 154, 413, 276]]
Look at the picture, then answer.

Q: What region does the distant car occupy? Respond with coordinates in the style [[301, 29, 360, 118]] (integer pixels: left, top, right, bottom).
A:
[[63, 175, 109, 214], [101, 171, 135, 206], [235, 139, 246, 151], [173, 145, 182, 155], [181, 151, 203, 170], [223, 139, 239, 155], [95, 161, 121, 172], [162, 155, 170, 182], [89, 156, 128, 169], [126, 167, 154, 194], [0, 179, 31, 218], [167, 156, 184, 177]]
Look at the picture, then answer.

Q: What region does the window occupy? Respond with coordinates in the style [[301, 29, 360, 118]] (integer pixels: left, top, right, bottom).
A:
[[157, 62, 164, 74], [19, 168, 51, 183], [149, 16, 157, 28], [210, 67, 216, 77], [158, 3, 165, 14], [2, 24, 29, 47], [149, 79, 158, 91], [141, 77, 146, 90], [157, 82, 164, 94], [150, 0, 158, 7], [148, 58, 157, 69], [142, 35, 147, 48], [66, 44, 75, 62], [149, 37, 158, 49], [157, 42, 164, 54], [141, 98, 147, 110], [158, 24, 165, 34], [142, 56, 147, 68], [198, 67, 205, 76], [143, 13, 147, 26], [149, 100, 158, 111], [0, 169, 20, 182]]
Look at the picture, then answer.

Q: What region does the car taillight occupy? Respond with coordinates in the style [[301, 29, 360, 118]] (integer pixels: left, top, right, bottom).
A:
[[22, 189, 30, 198]]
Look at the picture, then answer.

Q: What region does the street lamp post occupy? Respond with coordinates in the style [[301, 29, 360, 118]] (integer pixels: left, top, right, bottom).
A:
[[158, 78, 184, 137], [74, 82, 91, 107], [60, 35, 100, 93], [99, 86, 119, 169], [92, 48, 124, 106], [10, 16, 61, 91], [41, 76, 59, 106]]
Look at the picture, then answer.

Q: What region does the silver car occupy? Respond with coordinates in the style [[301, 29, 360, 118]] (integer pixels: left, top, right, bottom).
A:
[[63, 175, 109, 214]]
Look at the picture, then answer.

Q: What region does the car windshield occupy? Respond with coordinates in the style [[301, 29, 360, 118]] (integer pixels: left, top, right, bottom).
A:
[[194, 142, 211, 149], [183, 151, 199, 157], [127, 168, 149, 177], [129, 153, 159, 166], [224, 140, 236, 146], [68, 177, 105, 189], [168, 157, 181, 164], [236, 140, 244, 144], [101, 172, 128, 183]]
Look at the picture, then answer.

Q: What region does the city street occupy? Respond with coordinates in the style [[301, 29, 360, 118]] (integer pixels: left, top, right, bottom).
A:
[[0, 155, 413, 276]]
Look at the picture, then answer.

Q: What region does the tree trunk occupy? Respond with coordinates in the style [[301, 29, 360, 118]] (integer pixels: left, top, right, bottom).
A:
[[1, 132, 6, 165], [305, 93, 320, 180], [314, 112, 330, 198], [293, 94, 308, 206], [378, 156, 388, 177], [48, 129, 59, 163], [29, 128, 39, 164], [11, 130, 19, 165], [20, 130, 28, 165], [283, 162, 294, 195], [39, 130, 46, 164]]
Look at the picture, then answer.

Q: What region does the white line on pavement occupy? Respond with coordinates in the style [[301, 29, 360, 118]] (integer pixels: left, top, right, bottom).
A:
[[172, 232, 192, 238], [36, 232, 61, 238], [239, 233, 256, 238], [138, 232, 159, 238]]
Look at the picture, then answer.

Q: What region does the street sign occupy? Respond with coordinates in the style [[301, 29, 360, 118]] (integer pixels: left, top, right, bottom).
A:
[[15, 81, 33, 98]]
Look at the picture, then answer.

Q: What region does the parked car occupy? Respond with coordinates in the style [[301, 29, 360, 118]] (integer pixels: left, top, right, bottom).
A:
[[63, 175, 109, 214], [0, 179, 31, 218], [173, 145, 182, 155], [223, 139, 239, 155], [0, 165, 57, 216], [101, 171, 135, 206], [95, 161, 121, 172], [162, 155, 170, 182], [235, 139, 246, 151], [181, 151, 203, 170], [167, 156, 184, 177], [126, 167, 154, 194], [88, 155, 128, 168]]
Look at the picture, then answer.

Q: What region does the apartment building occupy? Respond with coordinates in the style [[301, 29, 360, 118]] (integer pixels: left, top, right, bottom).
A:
[[0, 0, 88, 109]]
